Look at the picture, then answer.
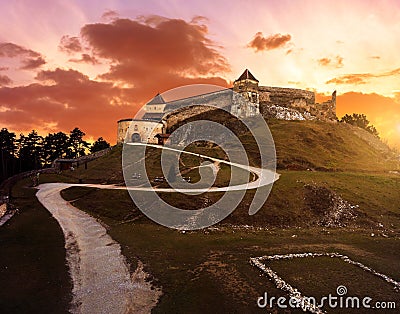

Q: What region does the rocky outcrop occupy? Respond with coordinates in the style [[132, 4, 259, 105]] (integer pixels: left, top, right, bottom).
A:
[[259, 86, 315, 107], [261, 103, 315, 121], [259, 87, 336, 122], [304, 184, 358, 227]]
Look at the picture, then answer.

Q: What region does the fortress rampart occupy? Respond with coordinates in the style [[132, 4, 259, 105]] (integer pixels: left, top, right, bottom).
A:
[[116, 69, 337, 143]]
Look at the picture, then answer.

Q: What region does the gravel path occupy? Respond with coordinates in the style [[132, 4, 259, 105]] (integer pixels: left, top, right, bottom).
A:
[[34, 145, 277, 313], [36, 183, 161, 314], [124, 143, 279, 193]]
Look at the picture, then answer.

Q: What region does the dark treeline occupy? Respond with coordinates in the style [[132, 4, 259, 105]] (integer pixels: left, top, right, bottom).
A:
[[0, 127, 110, 182], [340, 113, 379, 137]]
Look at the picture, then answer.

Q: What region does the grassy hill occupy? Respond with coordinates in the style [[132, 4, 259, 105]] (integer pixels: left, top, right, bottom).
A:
[[65, 118, 398, 186], [5, 118, 400, 313], [57, 118, 399, 231], [268, 119, 397, 171]]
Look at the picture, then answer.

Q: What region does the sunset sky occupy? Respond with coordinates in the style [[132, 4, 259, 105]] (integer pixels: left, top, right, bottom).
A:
[[0, 0, 399, 148]]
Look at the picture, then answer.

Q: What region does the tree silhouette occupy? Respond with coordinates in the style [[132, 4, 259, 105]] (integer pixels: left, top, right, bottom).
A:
[[67, 127, 89, 158], [340, 113, 379, 137], [17, 130, 43, 171], [0, 128, 17, 181], [90, 137, 110, 153], [42, 132, 69, 166], [0, 127, 109, 182]]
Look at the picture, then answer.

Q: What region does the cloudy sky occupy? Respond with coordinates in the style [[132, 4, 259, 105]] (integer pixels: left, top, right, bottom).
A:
[[0, 0, 399, 147]]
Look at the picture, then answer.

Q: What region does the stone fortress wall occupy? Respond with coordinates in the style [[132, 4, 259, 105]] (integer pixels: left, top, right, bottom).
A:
[[117, 69, 337, 143], [259, 86, 315, 106], [258, 85, 336, 122], [117, 118, 165, 144]]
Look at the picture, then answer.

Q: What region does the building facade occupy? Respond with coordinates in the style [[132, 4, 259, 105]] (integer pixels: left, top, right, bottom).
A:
[[117, 69, 337, 143]]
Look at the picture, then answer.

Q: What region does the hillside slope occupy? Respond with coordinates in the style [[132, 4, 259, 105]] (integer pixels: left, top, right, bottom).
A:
[[65, 119, 398, 185], [56, 118, 400, 231], [268, 119, 398, 171]]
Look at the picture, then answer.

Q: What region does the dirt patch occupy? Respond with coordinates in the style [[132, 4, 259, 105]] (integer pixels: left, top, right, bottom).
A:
[[192, 252, 258, 304], [304, 184, 358, 227]]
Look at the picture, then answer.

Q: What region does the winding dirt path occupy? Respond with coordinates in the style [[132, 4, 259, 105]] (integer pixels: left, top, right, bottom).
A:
[[35, 144, 278, 313], [124, 143, 279, 193], [36, 183, 161, 314]]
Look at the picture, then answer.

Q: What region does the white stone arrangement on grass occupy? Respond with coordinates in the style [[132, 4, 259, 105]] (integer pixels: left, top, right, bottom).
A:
[[250, 252, 400, 313]]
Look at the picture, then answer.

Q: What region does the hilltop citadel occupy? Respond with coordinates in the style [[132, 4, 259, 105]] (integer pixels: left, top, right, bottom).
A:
[[117, 69, 337, 143]]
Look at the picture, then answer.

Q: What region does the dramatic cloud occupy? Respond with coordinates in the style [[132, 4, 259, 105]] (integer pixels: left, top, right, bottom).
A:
[[247, 32, 292, 52], [81, 16, 229, 78], [69, 53, 98, 65], [0, 42, 40, 58], [0, 16, 230, 143], [20, 56, 46, 70], [0, 67, 9, 71], [326, 67, 400, 85], [0, 42, 46, 70], [318, 55, 343, 68], [76, 16, 230, 104], [0, 68, 133, 142], [58, 35, 82, 54], [101, 10, 119, 21], [0, 75, 12, 86]]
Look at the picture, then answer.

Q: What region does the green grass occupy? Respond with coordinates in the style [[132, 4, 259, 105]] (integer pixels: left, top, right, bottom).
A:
[[0, 177, 72, 314], [61, 168, 400, 230], [55, 120, 399, 187], [59, 165, 400, 312], [265, 255, 399, 307], [2, 118, 399, 313], [61, 145, 124, 183], [268, 119, 398, 172], [52, 185, 400, 313]]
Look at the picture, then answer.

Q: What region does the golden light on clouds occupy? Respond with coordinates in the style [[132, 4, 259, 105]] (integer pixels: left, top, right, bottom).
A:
[[0, 1, 398, 148]]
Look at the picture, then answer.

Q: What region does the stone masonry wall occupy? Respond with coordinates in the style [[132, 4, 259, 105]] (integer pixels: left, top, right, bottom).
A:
[[164, 89, 232, 113], [259, 86, 315, 107], [259, 86, 336, 121], [165, 105, 219, 131]]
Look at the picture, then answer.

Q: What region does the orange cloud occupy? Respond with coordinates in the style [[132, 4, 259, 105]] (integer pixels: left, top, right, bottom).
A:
[[0, 16, 230, 144], [0, 42, 46, 70], [0, 42, 40, 58], [81, 16, 230, 78], [247, 32, 291, 52], [58, 35, 82, 54], [318, 55, 343, 68], [0, 68, 133, 142], [0, 75, 12, 86], [101, 10, 119, 22], [326, 67, 400, 85], [69, 53, 98, 65], [394, 92, 400, 103], [20, 56, 46, 70]]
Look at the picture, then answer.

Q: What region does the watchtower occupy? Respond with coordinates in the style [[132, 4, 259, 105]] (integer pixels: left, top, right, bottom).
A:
[[232, 69, 260, 117]]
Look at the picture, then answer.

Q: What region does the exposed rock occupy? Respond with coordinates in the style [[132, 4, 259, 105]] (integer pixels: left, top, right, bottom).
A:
[[261, 103, 315, 121], [304, 184, 358, 227]]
